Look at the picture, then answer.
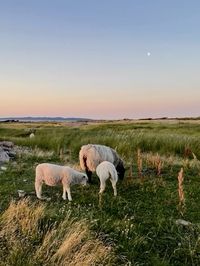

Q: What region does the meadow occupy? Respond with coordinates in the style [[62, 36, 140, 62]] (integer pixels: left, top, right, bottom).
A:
[[0, 119, 200, 265]]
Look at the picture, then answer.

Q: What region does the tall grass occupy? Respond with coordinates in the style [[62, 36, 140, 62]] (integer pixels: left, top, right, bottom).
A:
[[0, 121, 200, 161], [0, 199, 115, 266]]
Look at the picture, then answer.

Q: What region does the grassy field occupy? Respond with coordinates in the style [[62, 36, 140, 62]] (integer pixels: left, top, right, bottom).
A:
[[0, 120, 200, 265]]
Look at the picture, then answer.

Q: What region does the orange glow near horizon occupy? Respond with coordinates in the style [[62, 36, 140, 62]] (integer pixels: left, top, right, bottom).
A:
[[1, 89, 199, 119]]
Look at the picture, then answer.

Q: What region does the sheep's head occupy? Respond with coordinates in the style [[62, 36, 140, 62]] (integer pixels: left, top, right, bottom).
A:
[[116, 159, 125, 180], [80, 174, 88, 186]]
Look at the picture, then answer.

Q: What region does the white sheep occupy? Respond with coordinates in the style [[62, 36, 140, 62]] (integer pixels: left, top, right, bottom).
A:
[[35, 163, 88, 201], [79, 144, 125, 183], [96, 161, 118, 196], [29, 133, 35, 138]]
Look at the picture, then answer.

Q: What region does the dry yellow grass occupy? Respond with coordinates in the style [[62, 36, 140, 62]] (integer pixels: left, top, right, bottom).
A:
[[35, 218, 114, 266], [178, 167, 185, 206], [0, 198, 45, 238], [144, 153, 164, 175], [137, 148, 143, 179], [0, 199, 115, 266]]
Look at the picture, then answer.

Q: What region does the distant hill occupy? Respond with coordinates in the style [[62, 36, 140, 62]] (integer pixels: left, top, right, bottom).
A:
[[0, 117, 94, 122]]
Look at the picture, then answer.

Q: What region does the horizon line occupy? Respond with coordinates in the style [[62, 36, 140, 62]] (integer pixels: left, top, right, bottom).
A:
[[0, 116, 200, 121]]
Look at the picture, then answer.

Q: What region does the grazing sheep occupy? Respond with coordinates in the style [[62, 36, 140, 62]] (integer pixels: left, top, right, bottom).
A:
[[35, 163, 88, 201], [96, 161, 118, 196], [79, 144, 125, 183], [29, 133, 35, 138]]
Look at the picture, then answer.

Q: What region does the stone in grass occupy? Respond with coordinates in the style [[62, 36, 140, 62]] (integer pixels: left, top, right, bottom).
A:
[[1, 166, 7, 171], [18, 190, 26, 198], [0, 141, 14, 148], [0, 150, 10, 163], [176, 219, 192, 226], [37, 196, 51, 201], [7, 151, 16, 158]]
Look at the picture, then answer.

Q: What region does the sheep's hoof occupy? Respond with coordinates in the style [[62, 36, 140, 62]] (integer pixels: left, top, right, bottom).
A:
[[39, 196, 51, 201], [37, 196, 43, 200]]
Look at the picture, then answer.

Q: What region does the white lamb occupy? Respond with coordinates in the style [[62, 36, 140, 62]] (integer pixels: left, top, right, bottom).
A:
[[35, 163, 88, 201], [96, 161, 118, 196], [79, 144, 125, 183]]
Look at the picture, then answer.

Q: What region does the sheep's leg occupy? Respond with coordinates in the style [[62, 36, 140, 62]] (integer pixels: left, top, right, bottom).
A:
[[63, 185, 72, 201], [110, 180, 117, 196], [99, 179, 106, 194], [35, 180, 43, 199], [83, 155, 92, 183], [86, 169, 92, 183], [62, 186, 67, 200], [66, 187, 72, 201]]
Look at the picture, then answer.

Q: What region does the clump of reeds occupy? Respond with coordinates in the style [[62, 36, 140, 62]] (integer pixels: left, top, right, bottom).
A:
[[137, 148, 143, 180], [59, 148, 64, 160], [177, 168, 185, 208], [124, 162, 134, 186], [155, 154, 163, 176], [184, 146, 192, 159], [145, 153, 163, 176], [0, 198, 115, 266], [129, 163, 133, 179]]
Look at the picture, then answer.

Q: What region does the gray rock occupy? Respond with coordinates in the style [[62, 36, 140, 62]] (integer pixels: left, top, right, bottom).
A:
[[0, 141, 14, 148], [2, 147, 12, 152], [7, 151, 16, 158], [0, 150, 10, 163]]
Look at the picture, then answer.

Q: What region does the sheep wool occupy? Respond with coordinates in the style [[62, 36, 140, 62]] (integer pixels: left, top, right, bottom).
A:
[[35, 163, 88, 201], [96, 161, 118, 196], [79, 144, 125, 182]]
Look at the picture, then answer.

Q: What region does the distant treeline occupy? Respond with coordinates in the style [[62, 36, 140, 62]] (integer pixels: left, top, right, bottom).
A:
[[138, 117, 200, 121]]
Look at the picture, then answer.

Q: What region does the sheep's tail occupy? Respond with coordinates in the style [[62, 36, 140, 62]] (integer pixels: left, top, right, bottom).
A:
[[79, 148, 88, 171], [83, 155, 88, 171], [110, 166, 118, 182], [83, 155, 92, 183], [79, 148, 92, 183]]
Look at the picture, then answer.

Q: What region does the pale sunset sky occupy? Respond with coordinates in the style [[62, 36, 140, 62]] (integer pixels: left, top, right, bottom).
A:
[[0, 0, 200, 119]]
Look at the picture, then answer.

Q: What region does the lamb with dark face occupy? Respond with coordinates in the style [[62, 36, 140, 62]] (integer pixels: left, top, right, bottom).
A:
[[79, 144, 125, 183], [35, 163, 88, 201]]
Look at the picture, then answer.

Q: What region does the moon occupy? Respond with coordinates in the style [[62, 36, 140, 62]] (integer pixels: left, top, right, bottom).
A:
[[147, 52, 151, 56]]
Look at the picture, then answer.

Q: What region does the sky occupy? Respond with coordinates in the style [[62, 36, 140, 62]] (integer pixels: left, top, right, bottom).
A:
[[0, 0, 200, 119]]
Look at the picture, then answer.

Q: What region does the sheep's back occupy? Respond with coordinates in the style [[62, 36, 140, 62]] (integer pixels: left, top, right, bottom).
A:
[[36, 163, 65, 186], [79, 144, 116, 172], [94, 145, 115, 163], [96, 161, 118, 181]]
